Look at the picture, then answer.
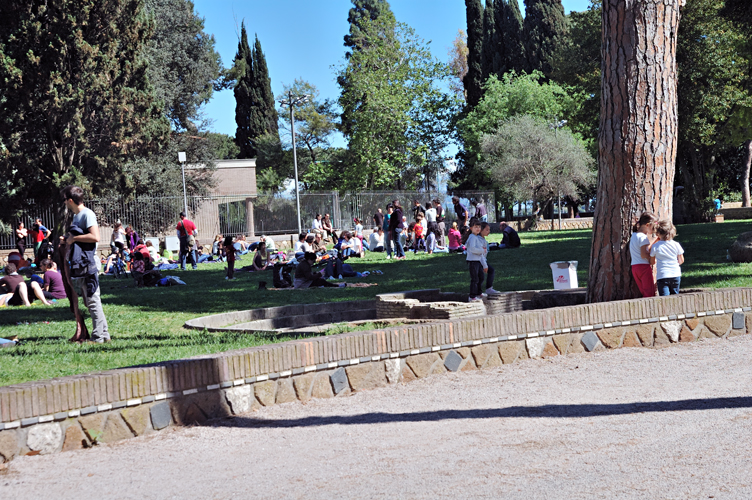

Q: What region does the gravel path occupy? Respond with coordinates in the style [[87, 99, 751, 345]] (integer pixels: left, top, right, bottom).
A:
[[3, 335, 752, 499]]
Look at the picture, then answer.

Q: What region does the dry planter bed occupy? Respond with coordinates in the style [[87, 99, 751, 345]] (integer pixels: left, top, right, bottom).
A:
[[1, 288, 751, 463]]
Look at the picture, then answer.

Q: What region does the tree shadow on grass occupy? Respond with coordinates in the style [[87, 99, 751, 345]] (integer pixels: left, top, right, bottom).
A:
[[212, 396, 752, 429]]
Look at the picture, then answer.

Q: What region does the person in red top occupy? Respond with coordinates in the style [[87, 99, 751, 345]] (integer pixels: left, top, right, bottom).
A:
[[176, 212, 198, 270], [132, 240, 151, 263]]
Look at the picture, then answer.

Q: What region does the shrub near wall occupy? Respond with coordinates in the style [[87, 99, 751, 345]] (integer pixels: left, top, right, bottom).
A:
[[2, 289, 752, 463]]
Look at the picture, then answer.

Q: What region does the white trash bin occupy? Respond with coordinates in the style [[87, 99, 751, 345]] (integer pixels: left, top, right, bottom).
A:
[[550, 261, 578, 289]]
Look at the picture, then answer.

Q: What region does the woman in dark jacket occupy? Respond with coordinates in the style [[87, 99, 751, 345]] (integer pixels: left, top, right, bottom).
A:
[[389, 200, 406, 259]]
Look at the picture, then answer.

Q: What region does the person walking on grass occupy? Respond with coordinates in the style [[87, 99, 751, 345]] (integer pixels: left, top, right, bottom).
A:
[[466, 221, 501, 302], [630, 212, 658, 297], [62, 185, 110, 343], [650, 220, 684, 296]]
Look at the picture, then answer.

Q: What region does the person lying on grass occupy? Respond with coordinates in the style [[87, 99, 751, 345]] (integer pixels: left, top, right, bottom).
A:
[[293, 252, 344, 289]]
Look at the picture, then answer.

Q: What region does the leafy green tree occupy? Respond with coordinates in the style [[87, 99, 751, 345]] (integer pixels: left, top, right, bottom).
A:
[[523, 0, 568, 77], [206, 133, 240, 160], [464, 0, 485, 107], [339, 0, 395, 137], [551, 0, 601, 153], [234, 22, 255, 158], [504, 0, 527, 74], [336, 16, 457, 190], [278, 80, 337, 166], [0, 0, 169, 219], [676, 0, 752, 220], [480, 114, 594, 206], [455, 71, 580, 188], [481, 0, 496, 83], [143, 0, 227, 131]]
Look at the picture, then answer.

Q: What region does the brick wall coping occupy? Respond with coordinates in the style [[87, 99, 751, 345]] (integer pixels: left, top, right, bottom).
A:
[[184, 300, 377, 332], [2, 287, 752, 428]]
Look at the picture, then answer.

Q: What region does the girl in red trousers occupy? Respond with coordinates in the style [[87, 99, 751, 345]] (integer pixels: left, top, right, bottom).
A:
[[629, 212, 658, 297]]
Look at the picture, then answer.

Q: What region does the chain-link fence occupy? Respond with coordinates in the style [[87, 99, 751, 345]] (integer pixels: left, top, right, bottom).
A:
[[1, 190, 497, 249]]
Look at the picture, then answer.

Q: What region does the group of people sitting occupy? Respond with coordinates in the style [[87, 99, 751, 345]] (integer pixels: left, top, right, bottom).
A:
[[0, 258, 66, 307]]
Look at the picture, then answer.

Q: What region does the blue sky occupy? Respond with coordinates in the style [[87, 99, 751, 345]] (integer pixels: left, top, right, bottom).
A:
[[193, 0, 593, 142]]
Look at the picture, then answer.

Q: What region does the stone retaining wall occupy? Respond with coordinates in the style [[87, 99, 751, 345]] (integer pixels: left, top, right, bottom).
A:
[[2, 288, 752, 463]]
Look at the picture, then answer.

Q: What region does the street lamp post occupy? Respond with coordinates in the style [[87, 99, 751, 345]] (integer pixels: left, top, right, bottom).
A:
[[550, 119, 567, 230], [178, 151, 188, 216], [278, 92, 310, 235]]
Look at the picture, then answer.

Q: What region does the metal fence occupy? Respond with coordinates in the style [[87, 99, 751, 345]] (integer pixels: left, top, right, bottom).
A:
[[1, 190, 496, 249]]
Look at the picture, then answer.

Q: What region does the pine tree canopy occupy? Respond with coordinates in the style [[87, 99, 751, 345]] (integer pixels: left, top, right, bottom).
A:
[[0, 0, 169, 211]]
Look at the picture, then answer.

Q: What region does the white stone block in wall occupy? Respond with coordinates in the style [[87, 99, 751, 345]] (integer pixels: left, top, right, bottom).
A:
[[26, 423, 62, 455], [526, 338, 547, 359], [385, 359, 401, 384], [661, 321, 682, 343], [225, 385, 253, 415]]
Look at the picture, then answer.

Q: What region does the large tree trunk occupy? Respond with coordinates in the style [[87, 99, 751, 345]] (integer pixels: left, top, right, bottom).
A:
[[742, 140, 752, 208], [587, 0, 683, 303]]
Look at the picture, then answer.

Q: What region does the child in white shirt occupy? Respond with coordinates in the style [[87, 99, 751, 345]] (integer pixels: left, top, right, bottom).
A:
[[466, 221, 500, 301], [650, 220, 684, 296]]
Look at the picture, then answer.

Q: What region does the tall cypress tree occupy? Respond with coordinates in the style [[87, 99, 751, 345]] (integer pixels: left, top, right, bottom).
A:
[[234, 22, 255, 158], [523, 0, 568, 77], [464, 0, 485, 107], [251, 36, 279, 142], [481, 0, 496, 83], [505, 0, 526, 74], [492, 0, 507, 75]]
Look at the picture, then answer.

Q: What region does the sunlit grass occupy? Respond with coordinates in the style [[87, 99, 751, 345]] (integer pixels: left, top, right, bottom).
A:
[[1, 219, 749, 386]]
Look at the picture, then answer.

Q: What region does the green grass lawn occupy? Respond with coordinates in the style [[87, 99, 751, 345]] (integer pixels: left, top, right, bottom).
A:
[[2, 220, 752, 387]]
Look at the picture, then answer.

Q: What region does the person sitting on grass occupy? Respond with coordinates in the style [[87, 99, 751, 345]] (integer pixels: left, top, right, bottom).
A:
[[312, 233, 328, 256], [489, 222, 521, 250], [294, 252, 345, 289], [131, 252, 146, 287], [448, 221, 463, 253], [252, 241, 270, 271], [368, 227, 385, 252], [0, 263, 51, 307], [322, 214, 334, 240], [294, 233, 307, 261], [40, 259, 67, 301], [335, 231, 357, 259]]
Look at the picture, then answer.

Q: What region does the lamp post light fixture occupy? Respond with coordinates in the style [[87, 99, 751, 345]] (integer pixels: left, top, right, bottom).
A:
[[178, 151, 188, 217], [549, 119, 568, 230], [278, 92, 310, 235]]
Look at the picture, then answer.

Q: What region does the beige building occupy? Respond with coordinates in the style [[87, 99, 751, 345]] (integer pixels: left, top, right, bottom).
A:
[[188, 158, 258, 240]]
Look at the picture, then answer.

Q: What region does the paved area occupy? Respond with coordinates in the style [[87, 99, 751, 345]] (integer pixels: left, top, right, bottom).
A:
[[3, 335, 752, 499]]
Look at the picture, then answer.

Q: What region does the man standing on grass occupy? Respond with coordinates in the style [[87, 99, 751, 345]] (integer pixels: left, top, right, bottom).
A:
[[176, 211, 198, 270], [62, 185, 110, 343]]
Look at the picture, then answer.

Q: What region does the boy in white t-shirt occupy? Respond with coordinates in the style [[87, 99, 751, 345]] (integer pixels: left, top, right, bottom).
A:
[[649, 220, 684, 296]]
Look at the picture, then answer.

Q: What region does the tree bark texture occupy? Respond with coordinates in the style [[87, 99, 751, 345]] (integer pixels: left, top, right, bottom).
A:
[[742, 140, 752, 208], [587, 0, 683, 303]]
